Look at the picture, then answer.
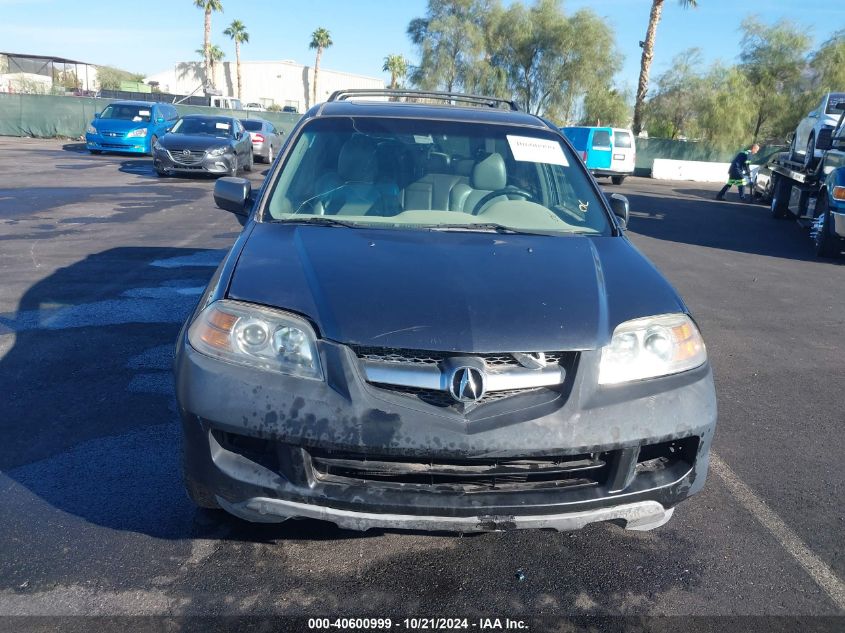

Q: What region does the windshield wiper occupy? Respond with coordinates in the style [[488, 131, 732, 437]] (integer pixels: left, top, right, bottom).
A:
[[279, 216, 360, 228], [427, 223, 558, 236]]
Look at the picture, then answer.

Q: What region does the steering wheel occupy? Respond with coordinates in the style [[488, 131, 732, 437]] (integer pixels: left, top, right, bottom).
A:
[[471, 186, 536, 215]]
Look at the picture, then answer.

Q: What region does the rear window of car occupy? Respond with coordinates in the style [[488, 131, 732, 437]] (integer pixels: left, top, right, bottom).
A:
[[826, 93, 845, 115], [592, 130, 611, 148], [614, 131, 632, 148], [100, 104, 151, 122], [242, 120, 263, 132]]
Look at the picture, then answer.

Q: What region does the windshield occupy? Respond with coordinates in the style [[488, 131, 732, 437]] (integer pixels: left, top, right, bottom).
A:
[[264, 117, 611, 235], [825, 93, 845, 115], [99, 104, 151, 122], [170, 117, 232, 138]]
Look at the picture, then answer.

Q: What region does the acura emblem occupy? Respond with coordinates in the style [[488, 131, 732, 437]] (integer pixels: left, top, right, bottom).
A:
[[449, 366, 486, 403]]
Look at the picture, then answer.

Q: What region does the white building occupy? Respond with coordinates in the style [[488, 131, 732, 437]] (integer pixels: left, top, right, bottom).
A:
[[145, 59, 384, 112]]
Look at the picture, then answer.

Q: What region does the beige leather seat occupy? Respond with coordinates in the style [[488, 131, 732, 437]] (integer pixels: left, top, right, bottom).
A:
[[449, 153, 508, 214]]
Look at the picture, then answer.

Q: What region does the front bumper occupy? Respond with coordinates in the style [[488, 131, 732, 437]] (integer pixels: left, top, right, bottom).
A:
[[153, 148, 235, 174], [832, 209, 845, 239], [86, 133, 149, 154], [176, 338, 717, 532]]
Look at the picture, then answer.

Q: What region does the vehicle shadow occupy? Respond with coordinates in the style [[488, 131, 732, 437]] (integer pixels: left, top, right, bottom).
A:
[[624, 187, 845, 264], [61, 142, 88, 153]]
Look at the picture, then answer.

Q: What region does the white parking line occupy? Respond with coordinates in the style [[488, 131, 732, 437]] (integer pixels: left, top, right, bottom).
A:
[[710, 452, 845, 611]]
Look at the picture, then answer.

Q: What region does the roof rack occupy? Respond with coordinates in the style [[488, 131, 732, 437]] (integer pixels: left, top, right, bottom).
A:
[[326, 89, 521, 112]]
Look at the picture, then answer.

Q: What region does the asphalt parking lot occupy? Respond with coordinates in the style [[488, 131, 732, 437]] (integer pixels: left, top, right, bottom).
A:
[[0, 138, 843, 628]]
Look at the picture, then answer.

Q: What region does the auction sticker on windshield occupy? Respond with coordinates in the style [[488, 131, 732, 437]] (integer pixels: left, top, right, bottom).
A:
[[216, 122, 230, 130], [507, 135, 568, 166]]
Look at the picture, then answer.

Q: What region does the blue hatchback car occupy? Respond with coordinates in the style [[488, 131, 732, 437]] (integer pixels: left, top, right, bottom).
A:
[[86, 101, 179, 156]]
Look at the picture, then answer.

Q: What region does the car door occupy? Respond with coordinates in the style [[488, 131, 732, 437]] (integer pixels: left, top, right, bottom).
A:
[[587, 128, 613, 171], [610, 129, 635, 174]]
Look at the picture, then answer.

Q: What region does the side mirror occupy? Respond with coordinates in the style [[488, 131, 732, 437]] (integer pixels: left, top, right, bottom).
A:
[[816, 128, 833, 152], [608, 193, 629, 230], [235, 131, 242, 140], [156, 116, 165, 123], [214, 177, 252, 216], [94, 112, 100, 119]]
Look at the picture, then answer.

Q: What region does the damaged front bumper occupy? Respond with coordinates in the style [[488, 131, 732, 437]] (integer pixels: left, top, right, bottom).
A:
[[176, 338, 717, 532]]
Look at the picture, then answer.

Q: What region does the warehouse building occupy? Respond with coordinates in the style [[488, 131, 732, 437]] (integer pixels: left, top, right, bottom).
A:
[[145, 59, 383, 112]]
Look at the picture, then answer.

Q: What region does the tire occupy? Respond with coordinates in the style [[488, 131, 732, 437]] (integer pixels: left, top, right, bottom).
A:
[[770, 175, 790, 219], [611, 175, 626, 185], [183, 471, 220, 509], [803, 134, 816, 170], [89, 149, 102, 155], [155, 168, 167, 177], [148, 135, 157, 157], [244, 149, 253, 172], [815, 194, 842, 258]]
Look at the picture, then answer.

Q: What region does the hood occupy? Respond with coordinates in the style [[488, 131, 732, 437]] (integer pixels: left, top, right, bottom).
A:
[[226, 224, 686, 352], [91, 118, 149, 134], [158, 134, 233, 151]]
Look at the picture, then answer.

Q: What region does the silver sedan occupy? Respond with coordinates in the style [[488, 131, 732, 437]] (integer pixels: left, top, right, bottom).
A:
[[240, 118, 284, 164]]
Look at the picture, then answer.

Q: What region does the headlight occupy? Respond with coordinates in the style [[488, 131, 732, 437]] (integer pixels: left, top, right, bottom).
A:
[[187, 300, 323, 380], [206, 146, 229, 156], [598, 313, 706, 385], [86, 125, 97, 134], [126, 127, 148, 138]]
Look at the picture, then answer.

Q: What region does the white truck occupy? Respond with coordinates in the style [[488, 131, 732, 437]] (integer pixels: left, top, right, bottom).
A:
[[760, 103, 845, 258]]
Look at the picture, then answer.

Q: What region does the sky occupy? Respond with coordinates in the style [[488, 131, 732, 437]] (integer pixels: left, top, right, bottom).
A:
[[0, 0, 842, 92]]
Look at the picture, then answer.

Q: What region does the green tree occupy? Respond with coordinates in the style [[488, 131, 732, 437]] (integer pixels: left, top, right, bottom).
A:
[[739, 16, 810, 142], [695, 64, 756, 148], [382, 54, 408, 90], [194, 0, 224, 88], [581, 85, 631, 128], [195, 45, 225, 81], [644, 48, 704, 139], [632, 0, 698, 136], [490, 2, 619, 117], [96, 66, 147, 91], [810, 30, 845, 92], [309, 27, 333, 106], [407, 0, 493, 93], [224, 20, 249, 99]]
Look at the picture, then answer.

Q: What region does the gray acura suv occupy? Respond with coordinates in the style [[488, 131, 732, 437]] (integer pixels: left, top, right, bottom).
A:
[[175, 89, 717, 533]]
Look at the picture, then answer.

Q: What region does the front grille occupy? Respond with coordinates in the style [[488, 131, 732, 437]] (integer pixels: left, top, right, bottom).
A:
[[102, 143, 129, 148], [309, 449, 608, 492], [168, 149, 205, 165], [376, 384, 543, 408], [100, 131, 125, 138], [354, 346, 565, 370], [354, 346, 575, 410]]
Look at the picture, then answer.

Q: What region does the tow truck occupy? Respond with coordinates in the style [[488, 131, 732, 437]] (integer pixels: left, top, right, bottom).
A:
[[758, 103, 845, 258]]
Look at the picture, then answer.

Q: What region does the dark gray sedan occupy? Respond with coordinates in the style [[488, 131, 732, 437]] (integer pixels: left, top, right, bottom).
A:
[[153, 115, 253, 177], [240, 118, 283, 164]]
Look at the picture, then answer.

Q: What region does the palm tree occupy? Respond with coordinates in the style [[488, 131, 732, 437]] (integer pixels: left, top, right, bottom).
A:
[[309, 27, 333, 106], [632, 0, 698, 135], [194, 0, 223, 89], [195, 45, 225, 83], [382, 54, 408, 90], [224, 20, 249, 99]]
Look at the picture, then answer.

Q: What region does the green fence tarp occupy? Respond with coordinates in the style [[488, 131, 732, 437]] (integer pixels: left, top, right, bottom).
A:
[[0, 93, 301, 139], [1, 94, 781, 177]]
